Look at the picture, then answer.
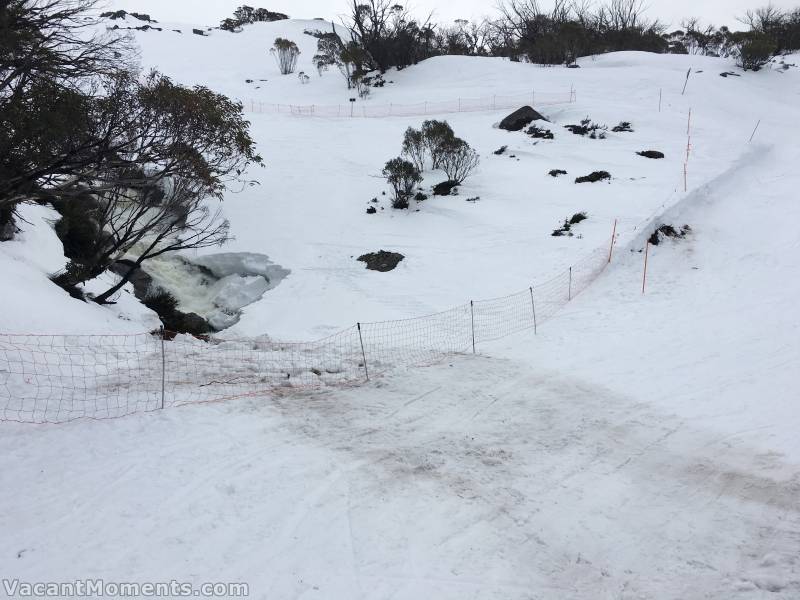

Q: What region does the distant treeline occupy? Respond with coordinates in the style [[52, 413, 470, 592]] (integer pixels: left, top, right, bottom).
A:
[[220, 2, 800, 73]]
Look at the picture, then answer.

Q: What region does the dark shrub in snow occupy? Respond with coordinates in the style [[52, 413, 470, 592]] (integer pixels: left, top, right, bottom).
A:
[[566, 117, 607, 138], [366, 206, 377, 214], [438, 137, 479, 184], [549, 169, 568, 177], [402, 127, 428, 170], [271, 38, 300, 74], [50, 269, 87, 301], [575, 171, 611, 183], [612, 121, 634, 132], [552, 212, 588, 236], [569, 212, 588, 224], [648, 224, 691, 245], [382, 158, 422, 209], [421, 120, 456, 169], [144, 289, 213, 335], [493, 145, 508, 155], [527, 125, 554, 139], [738, 34, 777, 71]]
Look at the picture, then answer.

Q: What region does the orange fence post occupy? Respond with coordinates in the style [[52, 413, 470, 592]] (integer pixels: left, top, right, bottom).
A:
[[608, 219, 618, 263]]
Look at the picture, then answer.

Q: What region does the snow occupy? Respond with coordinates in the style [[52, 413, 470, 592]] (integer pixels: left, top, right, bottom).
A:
[[2, 14, 800, 600], [0, 204, 157, 334]]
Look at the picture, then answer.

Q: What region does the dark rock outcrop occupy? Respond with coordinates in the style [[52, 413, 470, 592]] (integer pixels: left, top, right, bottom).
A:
[[637, 150, 665, 159], [575, 171, 611, 184], [357, 250, 405, 272], [499, 106, 549, 131], [433, 180, 459, 196]]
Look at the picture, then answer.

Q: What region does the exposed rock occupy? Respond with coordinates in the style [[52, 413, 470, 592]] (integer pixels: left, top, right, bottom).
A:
[[575, 171, 611, 184], [493, 145, 508, 155], [499, 106, 549, 131], [366, 206, 377, 214], [637, 150, 665, 159], [192, 29, 207, 36], [358, 250, 405, 272], [549, 169, 568, 177], [433, 180, 459, 196]]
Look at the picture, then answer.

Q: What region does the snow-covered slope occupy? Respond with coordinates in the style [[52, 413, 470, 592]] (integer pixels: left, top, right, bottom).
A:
[[2, 142, 799, 593], [2, 11, 800, 600], [3, 18, 797, 338]]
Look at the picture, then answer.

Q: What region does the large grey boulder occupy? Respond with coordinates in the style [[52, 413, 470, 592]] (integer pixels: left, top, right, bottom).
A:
[[499, 106, 549, 131]]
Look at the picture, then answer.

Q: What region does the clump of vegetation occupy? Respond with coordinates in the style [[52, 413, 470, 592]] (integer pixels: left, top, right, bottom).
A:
[[737, 33, 777, 70], [144, 289, 213, 336], [220, 6, 289, 31], [552, 212, 588, 237], [575, 171, 611, 184], [314, 31, 372, 89], [271, 38, 300, 74], [422, 120, 456, 169], [0, 1, 262, 306], [565, 117, 607, 139], [382, 158, 422, 209], [493, 145, 508, 155], [527, 124, 555, 139], [612, 121, 634, 133], [402, 127, 428, 170], [438, 138, 480, 184], [549, 169, 568, 177], [648, 224, 691, 245], [400, 120, 479, 184]]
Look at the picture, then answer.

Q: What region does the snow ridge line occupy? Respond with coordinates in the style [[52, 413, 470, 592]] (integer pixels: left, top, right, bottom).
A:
[[239, 90, 576, 118]]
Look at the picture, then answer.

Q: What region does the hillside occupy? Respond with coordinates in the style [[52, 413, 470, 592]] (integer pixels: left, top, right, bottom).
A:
[[1, 11, 799, 600], [3, 17, 797, 338]]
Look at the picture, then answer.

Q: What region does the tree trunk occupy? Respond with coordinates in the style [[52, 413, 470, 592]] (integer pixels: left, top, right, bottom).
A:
[[93, 260, 142, 304]]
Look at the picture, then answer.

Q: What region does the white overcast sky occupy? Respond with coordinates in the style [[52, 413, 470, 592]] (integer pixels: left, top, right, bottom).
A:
[[111, 0, 796, 29]]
